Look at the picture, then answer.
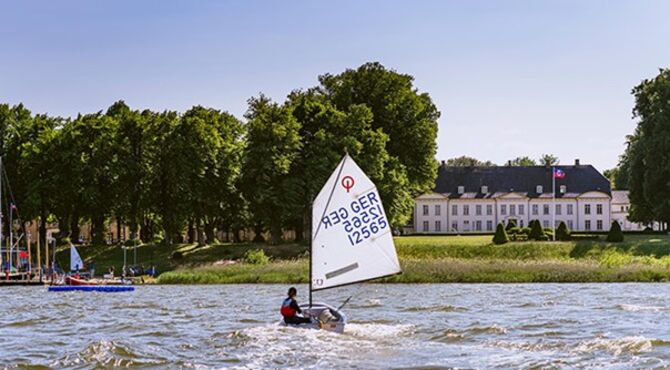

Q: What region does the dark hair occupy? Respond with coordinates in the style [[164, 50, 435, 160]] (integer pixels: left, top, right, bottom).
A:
[[288, 287, 297, 297]]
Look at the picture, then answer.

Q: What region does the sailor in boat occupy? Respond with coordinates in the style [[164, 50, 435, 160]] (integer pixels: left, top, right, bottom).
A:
[[280, 287, 312, 325]]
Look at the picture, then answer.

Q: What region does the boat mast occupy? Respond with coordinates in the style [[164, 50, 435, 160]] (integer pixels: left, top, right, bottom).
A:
[[0, 157, 3, 276], [308, 201, 313, 308]]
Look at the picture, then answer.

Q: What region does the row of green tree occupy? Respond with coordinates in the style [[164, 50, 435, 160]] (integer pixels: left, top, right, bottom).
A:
[[605, 68, 670, 229], [0, 62, 440, 246], [444, 154, 559, 167]]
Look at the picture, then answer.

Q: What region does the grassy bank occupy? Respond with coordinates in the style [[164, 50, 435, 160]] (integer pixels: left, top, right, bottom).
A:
[[155, 234, 670, 284]]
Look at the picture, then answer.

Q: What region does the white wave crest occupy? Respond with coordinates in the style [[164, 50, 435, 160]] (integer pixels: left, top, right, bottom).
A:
[[574, 336, 654, 356]]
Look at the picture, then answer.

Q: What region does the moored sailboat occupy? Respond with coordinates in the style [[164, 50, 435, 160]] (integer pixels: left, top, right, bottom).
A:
[[282, 154, 401, 333]]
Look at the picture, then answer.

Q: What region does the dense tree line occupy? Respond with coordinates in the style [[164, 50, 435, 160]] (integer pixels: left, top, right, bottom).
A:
[[0, 62, 440, 246], [443, 154, 559, 167], [611, 68, 670, 229]]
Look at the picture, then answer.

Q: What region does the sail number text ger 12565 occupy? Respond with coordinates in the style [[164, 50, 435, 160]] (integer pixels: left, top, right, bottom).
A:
[[320, 190, 389, 246]]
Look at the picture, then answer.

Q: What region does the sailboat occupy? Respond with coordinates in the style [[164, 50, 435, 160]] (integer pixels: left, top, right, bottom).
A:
[[0, 156, 32, 282], [282, 154, 402, 333]]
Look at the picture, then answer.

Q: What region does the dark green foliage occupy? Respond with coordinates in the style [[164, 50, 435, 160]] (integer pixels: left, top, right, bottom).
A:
[[623, 69, 670, 227], [0, 62, 442, 248], [607, 221, 624, 243], [445, 156, 495, 167], [507, 227, 520, 235], [241, 95, 302, 245], [507, 156, 536, 166], [556, 221, 571, 241], [520, 227, 532, 236], [529, 219, 544, 240], [492, 223, 509, 245], [317, 62, 440, 227], [539, 154, 559, 166], [505, 219, 517, 230], [171, 251, 183, 260]]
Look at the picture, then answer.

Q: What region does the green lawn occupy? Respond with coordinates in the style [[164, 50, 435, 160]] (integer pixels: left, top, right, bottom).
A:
[[56, 233, 670, 284]]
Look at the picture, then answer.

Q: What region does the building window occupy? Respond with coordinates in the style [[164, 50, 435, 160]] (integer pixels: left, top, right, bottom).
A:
[[422, 205, 429, 216], [510, 204, 516, 216], [585, 220, 591, 230], [532, 204, 539, 215], [568, 220, 573, 230], [501, 205, 507, 215], [543, 204, 550, 215], [435, 220, 441, 232], [481, 185, 488, 194], [458, 186, 465, 194], [486, 220, 493, 231], [475, 220, 482, 231], [596, 204, 603, 215], [536, 185, 543, 194], [435, 205, 441, 216], [451, 222, 458, 231], [519, 220, 524, 227], [463, 205, 470, 216], [519, 204, 525, 215], [567, 204, 573, 215], [621, 206, 624, 212], [486, 204, 493, 215], [556, 204, 562, 215], [596, 220, 603, 230], [452, 204, 458, 216], [423, 221, 429, 232], [464, 220, 470, 230], [543, 220, 549, 228], [585, 204, 591, 215], [476, 205, 482, 216]]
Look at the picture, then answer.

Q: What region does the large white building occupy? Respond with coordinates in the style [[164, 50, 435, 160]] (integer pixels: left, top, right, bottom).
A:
[[414, 160, 649, 233]]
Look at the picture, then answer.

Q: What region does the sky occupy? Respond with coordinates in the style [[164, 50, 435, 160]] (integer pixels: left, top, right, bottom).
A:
[[1, 0, 669, 172]]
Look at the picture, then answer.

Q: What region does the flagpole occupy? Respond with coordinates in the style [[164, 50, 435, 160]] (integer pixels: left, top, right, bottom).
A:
[[552, 166, 556, 242]]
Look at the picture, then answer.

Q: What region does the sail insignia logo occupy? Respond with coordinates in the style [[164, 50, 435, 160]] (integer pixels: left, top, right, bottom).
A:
[[341, 175, 355, 192]]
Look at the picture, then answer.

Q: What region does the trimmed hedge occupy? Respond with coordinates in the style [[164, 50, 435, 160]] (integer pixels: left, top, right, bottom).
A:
[[493, 223, 509, 245], [606, 221, 624, 242]]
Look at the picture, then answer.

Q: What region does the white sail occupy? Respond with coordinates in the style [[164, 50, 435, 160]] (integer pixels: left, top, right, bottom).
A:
[[70, 245, 84, 271], [311, 154, 401, 291]]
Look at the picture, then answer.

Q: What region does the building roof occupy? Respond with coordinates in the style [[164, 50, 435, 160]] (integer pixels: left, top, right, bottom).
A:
[[434, 164, 611, 199], [611, 190, 630, 204]]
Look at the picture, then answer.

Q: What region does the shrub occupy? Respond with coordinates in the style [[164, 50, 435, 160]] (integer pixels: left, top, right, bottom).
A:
[[520, 227, 532, 236], [243, 249, 270, 265], [606, 221, 624, 243], [529, 219, 544, 240], [544, 228, 555, 239], [556, 221, 571, 241], [506, 219, 517, 231], [507, 227, 520, 235], [492, 223, 509, 245], [171, 251, 184, 260]]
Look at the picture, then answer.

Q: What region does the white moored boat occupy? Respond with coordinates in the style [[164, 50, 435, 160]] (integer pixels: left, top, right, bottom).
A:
[[281, 154, 401, 333]]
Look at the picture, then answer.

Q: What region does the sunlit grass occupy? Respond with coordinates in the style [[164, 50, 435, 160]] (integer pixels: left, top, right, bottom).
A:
[[58, 233, 670, 284]]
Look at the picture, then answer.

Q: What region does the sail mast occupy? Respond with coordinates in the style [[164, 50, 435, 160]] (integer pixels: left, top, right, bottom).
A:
[[0, 157, 3, 276], [308, 201, 313, 308]]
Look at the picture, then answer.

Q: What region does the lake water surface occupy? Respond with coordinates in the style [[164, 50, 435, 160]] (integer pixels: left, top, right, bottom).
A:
[[2, 284, 670, 369]]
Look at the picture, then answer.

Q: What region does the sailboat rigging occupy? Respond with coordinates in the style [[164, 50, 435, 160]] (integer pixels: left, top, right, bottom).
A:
[[283, 154, 401, 333]]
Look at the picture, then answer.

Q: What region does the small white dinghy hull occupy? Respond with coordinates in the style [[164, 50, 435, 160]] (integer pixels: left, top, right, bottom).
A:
[[280, 302, 347, 334]]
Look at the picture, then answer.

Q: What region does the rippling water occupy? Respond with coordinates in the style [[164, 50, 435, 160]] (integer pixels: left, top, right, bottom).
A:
[[2, 284, 670, 369]]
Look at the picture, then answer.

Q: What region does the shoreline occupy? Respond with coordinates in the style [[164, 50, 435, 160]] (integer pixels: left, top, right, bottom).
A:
[[54, 234, 670, 285], [156, 257, 670, 284]]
